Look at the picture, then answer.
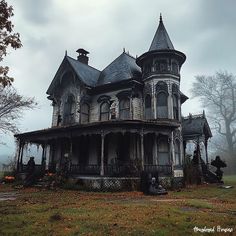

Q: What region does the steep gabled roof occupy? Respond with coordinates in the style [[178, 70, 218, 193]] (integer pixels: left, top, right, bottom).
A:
[[66, 56, 100, 87], [149, 15, 174, 51], [47, 56, 101, 95], [182, 113, 212, 139], [97, 52, 141, 86]]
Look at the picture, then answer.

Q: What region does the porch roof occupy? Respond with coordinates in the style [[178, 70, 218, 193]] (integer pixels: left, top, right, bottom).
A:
[[14, 119, 180, 144]]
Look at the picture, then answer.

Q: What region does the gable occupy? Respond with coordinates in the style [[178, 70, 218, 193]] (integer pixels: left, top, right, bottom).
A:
[[47, 56, 101, 96]]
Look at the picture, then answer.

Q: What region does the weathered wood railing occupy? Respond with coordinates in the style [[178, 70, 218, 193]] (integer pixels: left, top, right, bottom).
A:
[[70, 164, 172, 177]]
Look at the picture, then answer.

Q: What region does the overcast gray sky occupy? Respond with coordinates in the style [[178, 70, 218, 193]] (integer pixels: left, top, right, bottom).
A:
[[1, 0, 236, 157]]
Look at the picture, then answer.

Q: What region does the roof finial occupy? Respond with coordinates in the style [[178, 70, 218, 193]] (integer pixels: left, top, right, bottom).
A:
[[123, 47, 125, 53], [65, 50, 67, 56], [160, 13, 162, 23]]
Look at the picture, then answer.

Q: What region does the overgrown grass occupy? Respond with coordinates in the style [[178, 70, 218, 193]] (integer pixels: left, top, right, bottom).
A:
[[185, 199, 214, 209], [0, 177, 235, 235], [224, 175, 236, 185]]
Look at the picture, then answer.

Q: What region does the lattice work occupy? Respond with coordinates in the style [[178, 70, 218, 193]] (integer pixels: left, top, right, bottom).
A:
[[75, 177, 140, 192]]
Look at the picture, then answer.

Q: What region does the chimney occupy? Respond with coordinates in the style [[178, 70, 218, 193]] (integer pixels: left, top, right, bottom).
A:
[[76, 48, 89, 65]]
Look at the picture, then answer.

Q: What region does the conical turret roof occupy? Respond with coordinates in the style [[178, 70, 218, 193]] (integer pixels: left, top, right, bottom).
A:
[[149, 15, 174, 51]]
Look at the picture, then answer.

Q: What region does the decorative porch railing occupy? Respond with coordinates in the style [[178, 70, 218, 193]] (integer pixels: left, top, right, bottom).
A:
[[144, 164, 172, 176], [70, 164, 101, 175], [70, 164, 172, 177]]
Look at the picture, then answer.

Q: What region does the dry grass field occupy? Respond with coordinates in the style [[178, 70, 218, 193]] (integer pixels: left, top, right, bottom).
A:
[[0, 176, 235, 236]]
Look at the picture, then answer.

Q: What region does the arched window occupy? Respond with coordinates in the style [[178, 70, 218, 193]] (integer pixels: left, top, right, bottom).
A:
[[158, 137, 169, 165], [144, 63, 151, 73], [172, 84, 179, 120], [100, 102, 110, 121], [159, 60, 167, 72], [173, 94, 179, 120], [175, 139, 181, 166], [145, 95, 152, 119], [119, 98, 130, 119], [157, 92, 168, 118], [63, 94, 75, 124], [156, 82, 168, 118], [81, 103, 90, 123], [172, 61, 179, 74]]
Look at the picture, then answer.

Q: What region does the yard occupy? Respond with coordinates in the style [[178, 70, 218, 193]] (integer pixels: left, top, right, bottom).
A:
[[0, 176, 235, 236]]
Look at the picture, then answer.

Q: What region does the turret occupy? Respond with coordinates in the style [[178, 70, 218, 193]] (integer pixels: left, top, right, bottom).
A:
[[136, 15, 186, 80], [137, 15, 186, 121]]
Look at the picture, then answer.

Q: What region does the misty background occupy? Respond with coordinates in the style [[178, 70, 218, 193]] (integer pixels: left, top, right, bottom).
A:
[[1, 0, 236, 173]]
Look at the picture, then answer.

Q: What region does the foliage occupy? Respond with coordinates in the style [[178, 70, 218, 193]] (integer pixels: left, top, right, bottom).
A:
[[0, 85, 36, 134], [191, 71, 236, 162], [0, 0, 22, 87]]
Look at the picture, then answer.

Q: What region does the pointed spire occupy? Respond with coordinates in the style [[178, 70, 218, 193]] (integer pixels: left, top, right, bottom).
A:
[[149, 14, 174, 51], [160, 13, 162, 23]]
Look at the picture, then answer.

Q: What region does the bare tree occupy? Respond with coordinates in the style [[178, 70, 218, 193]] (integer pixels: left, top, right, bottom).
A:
[[0, 0, 22, 87], [0, 85, 36, 134], [0, 1, 36, 138], [191, 71, 236, 162]]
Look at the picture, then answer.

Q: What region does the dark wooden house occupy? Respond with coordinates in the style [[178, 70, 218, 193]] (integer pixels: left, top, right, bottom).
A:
[[14, 16, 212, 190]]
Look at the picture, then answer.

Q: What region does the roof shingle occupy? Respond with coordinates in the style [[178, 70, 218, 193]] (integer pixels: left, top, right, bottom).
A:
[[149, 16, 174, 51], [97, 52, 141, 86]]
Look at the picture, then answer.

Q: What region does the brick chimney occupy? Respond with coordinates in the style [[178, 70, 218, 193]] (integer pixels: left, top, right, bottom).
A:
[[76, 48, 89, 65]]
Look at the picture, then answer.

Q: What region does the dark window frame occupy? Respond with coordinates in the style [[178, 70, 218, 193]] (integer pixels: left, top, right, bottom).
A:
[[81, 102, 90, 123], [63, 94, 76, 125], [119, 97, 130, 119], [145, 94, 152, 119], [100, 101, 110, 121]]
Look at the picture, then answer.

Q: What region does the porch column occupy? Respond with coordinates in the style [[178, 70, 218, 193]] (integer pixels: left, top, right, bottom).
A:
[[196, 138, 203, 183], [16, 142, 22, 172], [170, 133, 174, 173], [205, 139, 209, 169], [41, 144, 46, 172], [153, 88, 157, 119], [19, 143, 25, 171], [100, 132, 105, 176], [140, 131, 144, 171], [183, 141, 186, 164], [154, 134, 158, 165], [69, 138, 73, 172]]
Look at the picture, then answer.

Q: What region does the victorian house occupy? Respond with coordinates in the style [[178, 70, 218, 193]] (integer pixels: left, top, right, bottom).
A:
[[15, 16, 212, 189]]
